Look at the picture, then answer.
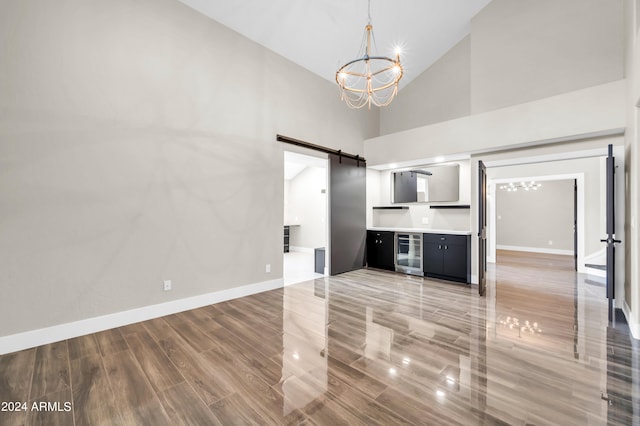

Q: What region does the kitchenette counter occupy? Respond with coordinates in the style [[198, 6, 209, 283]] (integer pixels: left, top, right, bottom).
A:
[[367, 227, 472, 235]]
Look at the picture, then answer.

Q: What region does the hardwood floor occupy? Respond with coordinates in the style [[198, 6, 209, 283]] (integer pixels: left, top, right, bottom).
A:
[[1, 251, 638, 425]]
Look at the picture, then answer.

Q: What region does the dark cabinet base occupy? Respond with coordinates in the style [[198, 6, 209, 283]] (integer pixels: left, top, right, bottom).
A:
[[423, 233, 471, 284], [366, 230, 395, 271], [424, 272, 469, 284], [366, 230, 471, 284], [284, 226, 290, 253]]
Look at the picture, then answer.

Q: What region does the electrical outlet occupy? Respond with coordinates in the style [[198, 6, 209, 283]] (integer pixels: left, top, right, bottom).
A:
[[421, 217, 429, 225], [548, 240, 553, 246], [266, 264, 271, 273], [163, 280, 172, 291]]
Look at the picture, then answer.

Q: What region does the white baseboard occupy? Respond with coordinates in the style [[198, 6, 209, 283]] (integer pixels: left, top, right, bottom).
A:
[[496, 245, 574, 256], [289, 246, 314, 254], [584, 247, 606, 264], [584, 266, 606, 278], [622, 300, 640, 340], [0, 278, 284, 355]]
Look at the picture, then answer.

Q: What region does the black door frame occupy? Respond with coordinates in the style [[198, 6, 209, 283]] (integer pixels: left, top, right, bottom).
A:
[[602, 144, 620, 322], [478, 160, 487, 296]]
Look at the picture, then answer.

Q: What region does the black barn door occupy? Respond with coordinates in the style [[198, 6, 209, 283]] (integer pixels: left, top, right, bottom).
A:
[[330, 154, 366, 275], [478, 161, 487, 296]]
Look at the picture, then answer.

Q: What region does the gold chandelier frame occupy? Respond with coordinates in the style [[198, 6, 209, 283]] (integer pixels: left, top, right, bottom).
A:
[[336, 2, 403, 109]]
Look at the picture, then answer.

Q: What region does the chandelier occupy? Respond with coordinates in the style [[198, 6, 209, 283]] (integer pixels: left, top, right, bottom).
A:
[[499, 181, 542, 192], [336, 0, 403, 109]]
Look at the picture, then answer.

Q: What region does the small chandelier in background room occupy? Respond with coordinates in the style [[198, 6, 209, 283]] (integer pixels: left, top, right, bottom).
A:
[[336, 0, 403, 109], [499, 182, 542, 192]]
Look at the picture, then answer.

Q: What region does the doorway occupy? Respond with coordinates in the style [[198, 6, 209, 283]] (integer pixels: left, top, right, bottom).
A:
[[480, 147, 626, 314], [487, 173, 586, 273], [283, 151, 329, 285], [491, 177, 578, 269]]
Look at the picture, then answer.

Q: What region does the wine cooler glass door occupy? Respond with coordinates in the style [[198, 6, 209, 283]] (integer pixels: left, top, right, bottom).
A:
[[395, 233, 423, 276]]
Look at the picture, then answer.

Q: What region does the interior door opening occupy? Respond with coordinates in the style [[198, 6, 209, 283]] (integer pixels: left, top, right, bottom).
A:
[[483, 146, 626, 324], [493, 177, 577, 268], [487, 172, 588, 276], [283, 151, 329, 285]]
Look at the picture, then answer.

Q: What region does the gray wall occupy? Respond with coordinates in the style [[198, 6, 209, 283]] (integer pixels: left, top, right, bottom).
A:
[[496, 180, 575, 252], [285, 166, 327, 249], [623, 0, 640, 329], [471, 0, 624, 114], [0, 0, 376, 336], [378, 0, 625, 135], [380, 36, 471, 136]]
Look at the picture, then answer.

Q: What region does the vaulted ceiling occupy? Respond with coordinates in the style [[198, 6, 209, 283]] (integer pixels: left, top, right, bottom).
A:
[[178, 0, 492, 89]]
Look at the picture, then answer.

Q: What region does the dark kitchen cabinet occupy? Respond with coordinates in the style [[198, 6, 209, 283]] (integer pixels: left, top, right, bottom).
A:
[[423, 233, 470, 283], [284, 226, 290, 253], [367, 231, 395, 271]]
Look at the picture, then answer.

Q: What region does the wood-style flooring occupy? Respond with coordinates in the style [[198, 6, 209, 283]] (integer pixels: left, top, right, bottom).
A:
[[1, 250, 638, 425]]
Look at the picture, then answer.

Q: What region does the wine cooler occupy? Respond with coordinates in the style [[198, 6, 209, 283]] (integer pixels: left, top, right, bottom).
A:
[[395, 233, 423, 276]]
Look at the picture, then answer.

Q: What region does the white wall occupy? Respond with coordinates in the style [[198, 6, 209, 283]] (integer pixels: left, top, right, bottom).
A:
[[496, 180, 576, 253], [286, 167, 327, 249], [0, 0, 376, 339]]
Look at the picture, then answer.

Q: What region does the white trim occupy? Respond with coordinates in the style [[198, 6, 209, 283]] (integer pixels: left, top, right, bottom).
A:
[[0, 278, 284, 355], [369, 153, 471, 171], [623, 300, 640, 340], [583, 245, 606, 278], [496, 245, 574, 256], [483, 147, 612, 168], [584, 266, 606, 278], [289, 246, 314, 254]]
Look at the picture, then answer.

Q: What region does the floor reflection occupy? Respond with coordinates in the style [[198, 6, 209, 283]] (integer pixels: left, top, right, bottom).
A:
[[275, 250, 638, 425], [281, 281, 328, 414]]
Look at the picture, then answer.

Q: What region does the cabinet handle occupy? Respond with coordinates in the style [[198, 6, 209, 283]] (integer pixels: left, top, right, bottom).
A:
[[438, 245, 442, 250], [444, 245, 448, 250], [440, 237, 446, 241]]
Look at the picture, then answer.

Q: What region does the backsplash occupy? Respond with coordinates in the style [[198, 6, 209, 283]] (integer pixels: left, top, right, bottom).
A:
[[372, 205, 470, 230]]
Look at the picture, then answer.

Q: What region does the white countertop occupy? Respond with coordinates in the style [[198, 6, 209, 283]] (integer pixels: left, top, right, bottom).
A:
[[368, 227, 472, 235]]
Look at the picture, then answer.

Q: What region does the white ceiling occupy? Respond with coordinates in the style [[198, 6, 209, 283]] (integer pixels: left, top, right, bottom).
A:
[[284, 151, 327, 180], [178, 0, 492, 88]]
